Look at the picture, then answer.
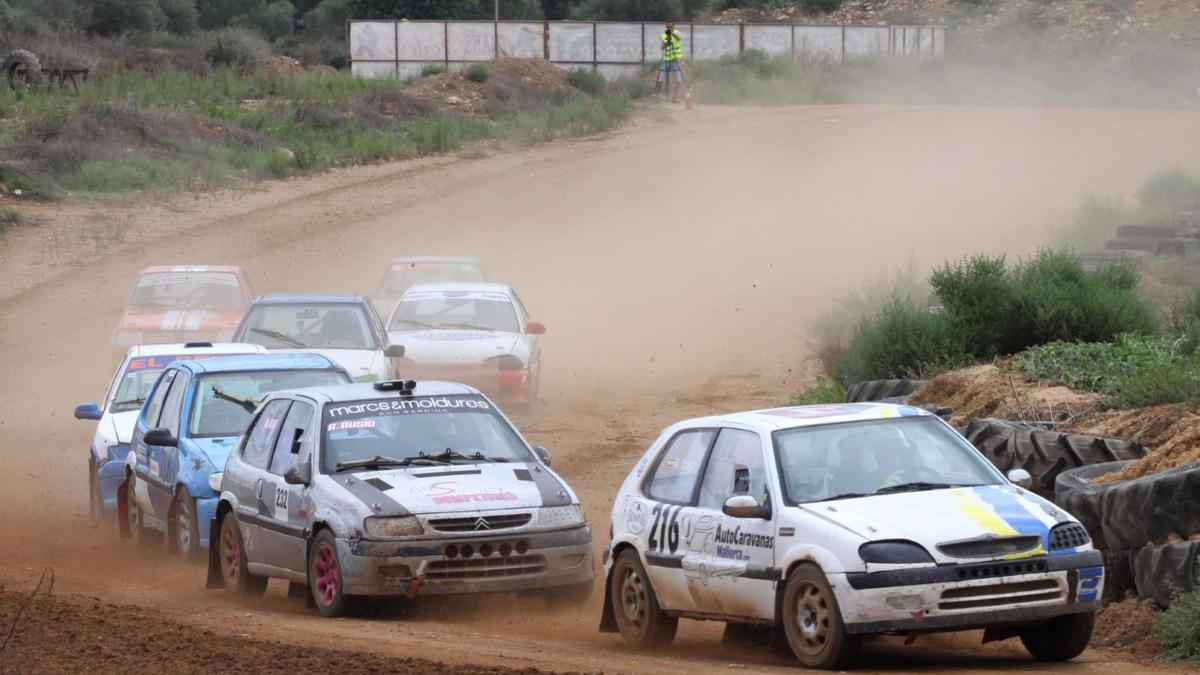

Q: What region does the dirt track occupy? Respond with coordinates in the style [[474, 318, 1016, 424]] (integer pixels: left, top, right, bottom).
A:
[[2, 103, 1200, 673]]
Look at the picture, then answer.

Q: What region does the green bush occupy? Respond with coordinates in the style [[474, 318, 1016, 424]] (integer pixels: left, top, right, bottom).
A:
[[800, 0, 842, 14], [464, 63, 491, 83], [197, 28, 274, 69], [236, 0, 295, 42], [303, 0, 351, 41], [566, 69, 606, 95], [1139, 167, 1200, 214], [1051, 194, 1124, 248], [1157, 566, 1200, 663], [420, 63, 445, 77], [834, 296, 970, 384], [89, 0, 168, 35], [789, 378, 845, 405]]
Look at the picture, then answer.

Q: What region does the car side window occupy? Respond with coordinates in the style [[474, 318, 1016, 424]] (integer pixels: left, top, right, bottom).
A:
[[242, 400, 292, 470], [157, 371, 190, 435], [268, 401, 315, 476], [697, 429, 768, 510], [142, 370, 176, 428], [645, 429, 716, 504]]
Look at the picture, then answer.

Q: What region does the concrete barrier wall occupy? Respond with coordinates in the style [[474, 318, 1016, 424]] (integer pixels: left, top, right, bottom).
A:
[[349, 21, 946, 78]]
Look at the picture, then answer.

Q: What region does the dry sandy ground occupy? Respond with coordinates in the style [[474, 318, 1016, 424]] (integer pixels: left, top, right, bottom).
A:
[[2, 103, 1199, 673]]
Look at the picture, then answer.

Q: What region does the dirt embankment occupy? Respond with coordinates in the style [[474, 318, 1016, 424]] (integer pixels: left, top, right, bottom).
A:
[[908, 364, 1100, 427]]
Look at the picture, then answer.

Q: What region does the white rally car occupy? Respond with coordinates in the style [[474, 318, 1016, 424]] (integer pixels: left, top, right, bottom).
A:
[[207, 379, 593, 616], [600, 403, 1102, 669], [385, 283, 544, 410]]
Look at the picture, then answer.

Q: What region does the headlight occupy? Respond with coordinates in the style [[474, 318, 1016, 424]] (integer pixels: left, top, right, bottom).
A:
[[859, 540, 934, 564], [483, 354, 525, 371], [539, 504, 585, 529], [208, 473, 223, 492], [364, 515, 424, 538]]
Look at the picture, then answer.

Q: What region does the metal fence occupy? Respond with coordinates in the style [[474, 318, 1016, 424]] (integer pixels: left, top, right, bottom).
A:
[[348, 20, 947, 79]]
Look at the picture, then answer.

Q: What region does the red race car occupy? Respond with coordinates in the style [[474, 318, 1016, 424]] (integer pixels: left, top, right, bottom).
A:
[[113, 266, 255, 348]]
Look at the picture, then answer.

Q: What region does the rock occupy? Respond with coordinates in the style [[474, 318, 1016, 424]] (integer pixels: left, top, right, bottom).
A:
[[445, 95, 465, 106]]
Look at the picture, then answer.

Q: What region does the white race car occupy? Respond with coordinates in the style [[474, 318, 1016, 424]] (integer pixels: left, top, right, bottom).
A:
[[385, 283, 544, 410], [600, 403, 1102, 669], [74, 342, 267, 517]]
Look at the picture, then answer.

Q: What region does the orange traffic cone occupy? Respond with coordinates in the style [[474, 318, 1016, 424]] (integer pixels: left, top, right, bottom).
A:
[[685, 89, 694, 110]]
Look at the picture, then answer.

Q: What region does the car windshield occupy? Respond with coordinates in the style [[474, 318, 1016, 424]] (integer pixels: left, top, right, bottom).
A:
[[189, 369, 351, 437], [773, 417, 1002, 503], [321, 394, 532, 472], [110, 353, 256, 413], [237, 304, 376, 350], [388, 292, 518, 333], [380, 262, 483, 295], [128, 271, 246, 311]]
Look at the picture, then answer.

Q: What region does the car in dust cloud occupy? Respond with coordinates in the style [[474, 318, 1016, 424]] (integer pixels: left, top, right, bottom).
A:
[[75, 342, 267, 519], [113, 266, 255, 349], [384, 283, 544, 412], [206, 379, 593, 617], [121, 354, 352, 558], [600, 402, 1102, 669], [233, 293, 407, 382], [369, 256, 487, 318]]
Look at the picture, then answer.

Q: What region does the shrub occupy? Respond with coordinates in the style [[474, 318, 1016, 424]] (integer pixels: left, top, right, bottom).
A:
[[1156, 564, 1200, 663], [789, 378, 845, 405], [304, 0, 351, 41], [566, 68, 605, 95], [1139, 167, 1200, 214], [463, 63, 490, 83], [237, 0, 295, 42], [800, 0, 842, 14], [197, 28, 273, 70], [160, 0, 200, 35], [833, 296, 970, 384], [1051, 194, 1124, 248], [89, 0, 168, 36], [420, 63, 445, 77]]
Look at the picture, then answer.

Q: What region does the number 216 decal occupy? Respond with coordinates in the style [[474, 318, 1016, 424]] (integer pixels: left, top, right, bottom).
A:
[[647, 504, 680, 554]]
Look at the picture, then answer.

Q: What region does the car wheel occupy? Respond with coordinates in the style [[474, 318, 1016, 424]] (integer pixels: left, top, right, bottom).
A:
[[1019, 611, 1095, 661], [124, 476, 146, 543], [610, 548, 677, 648], [309, 530, 352, 617], [781, 563, 860, 669], [88, 459, 102, 521], [173, 487, 199, 560], [218, 513, 267, 596]]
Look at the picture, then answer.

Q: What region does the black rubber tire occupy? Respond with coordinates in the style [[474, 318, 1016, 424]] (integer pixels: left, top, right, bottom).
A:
[[2, 49, 40, 89], [1053, 461, 1134, 551], [1116, 224, 1180, 239], [1019, 611, 1095, 661], [844, 379, 924, 403], [1096, 462, 1200, 552], [1132, 540, 1200, 608], [218, 514, 267, 597], [124, 476, 149, 544], [1102, 549, 1136, 603], [962, 419, 1147, 499], [1104, 236, 1188, 255], [781, 563, 860, 669], [610, 549, 677, 648], [309, 529, 352, 617], [171, 486, 200, 560]]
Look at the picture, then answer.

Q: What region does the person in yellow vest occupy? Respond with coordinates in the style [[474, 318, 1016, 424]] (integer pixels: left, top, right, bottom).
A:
[[655, 21, 684, 100]]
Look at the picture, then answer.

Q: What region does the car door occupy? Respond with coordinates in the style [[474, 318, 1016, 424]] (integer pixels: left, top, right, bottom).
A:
[[259, 399, 317, 576], [688, 427, 778, 619], [363, 302, 398, 378], [229, 398, 291, 565], [132, 369, 176, 516], [635, 427, 717, 612], [145, 370, 190, 521]]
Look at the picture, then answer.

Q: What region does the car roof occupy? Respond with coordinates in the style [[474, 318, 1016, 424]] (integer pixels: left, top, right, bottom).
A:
[[400, 282, 513, 296], [127, 342, 268, 358], [252, 293, 367, 305], [167, 353, 343, 375], [674, 402, 934, 433], [139, 265, 244, 275], [389, 256, 482, 266], [276, 380, 480, 403]]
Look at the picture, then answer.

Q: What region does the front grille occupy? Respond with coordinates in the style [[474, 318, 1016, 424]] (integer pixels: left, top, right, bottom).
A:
[[425, 555, 546, 580], [938, 579, 1062, 610], [955, 559, 1048, 581], [428, 513, 531, 532], [938, 535, 1042, 558], [1048, 523, 1090, 551]]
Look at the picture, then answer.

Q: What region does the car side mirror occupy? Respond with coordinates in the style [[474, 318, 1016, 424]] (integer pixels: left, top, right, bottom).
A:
[[74, 402, 103, 420], [143, 427, 177, 447], [525, 321, 546, 335], [385, 344, 406, 358], [723, 494, 770, 519], [284, 462, 311, 486], [533, 445, 552, 466], [1007, 469, 1033, 490]]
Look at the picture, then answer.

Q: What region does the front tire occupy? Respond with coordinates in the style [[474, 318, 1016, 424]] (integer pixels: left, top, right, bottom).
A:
[[124, 476, 147, 543], [610, 549, 677, 648], [172, 487, 199, 560], [88, 459, 102, 521], [1019, 611, 1095, 661], [309, 530, 352, 617], [781, 563, 860, 669], [218, 514, 267, 596]]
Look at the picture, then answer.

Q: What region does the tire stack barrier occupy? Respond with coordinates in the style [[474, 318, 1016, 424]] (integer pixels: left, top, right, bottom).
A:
[[844, 379, 924, 403]]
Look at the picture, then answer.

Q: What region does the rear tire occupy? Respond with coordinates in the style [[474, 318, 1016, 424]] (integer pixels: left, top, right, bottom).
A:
[[610, 549, 677, 648], [309, 529, 352, 617], [172, 487, 199, 560], [781, 563, 860, 669], [1019, 611, 1094, 661], [218, 514, 267, 596]]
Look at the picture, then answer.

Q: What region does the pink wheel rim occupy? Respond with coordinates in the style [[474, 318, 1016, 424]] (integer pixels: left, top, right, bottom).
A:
[[313, 542, 339, 607], [222, 525, 240, 583]]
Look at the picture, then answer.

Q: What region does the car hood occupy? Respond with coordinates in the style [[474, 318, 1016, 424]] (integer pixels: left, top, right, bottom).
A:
[[265, 348, 380, 381], [118, 309, 242, 332], [329, 462, 571, 516], [801, 485, 1067, 562], [189, 436, 239, 472], [388, 329, 520, 363]]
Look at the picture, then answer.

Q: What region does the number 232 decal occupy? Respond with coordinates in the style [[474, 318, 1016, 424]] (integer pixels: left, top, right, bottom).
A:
[[647, 503, 681, 554]]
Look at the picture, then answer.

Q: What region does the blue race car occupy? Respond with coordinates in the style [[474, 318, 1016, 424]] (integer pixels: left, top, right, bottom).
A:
[[120, 353, 352, 558]]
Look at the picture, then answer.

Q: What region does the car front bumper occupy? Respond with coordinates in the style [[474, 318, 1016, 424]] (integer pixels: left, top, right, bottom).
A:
[[337, 525, 593, 596], [833, 551, 1104, 634], [403, 364, 531, 403]]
